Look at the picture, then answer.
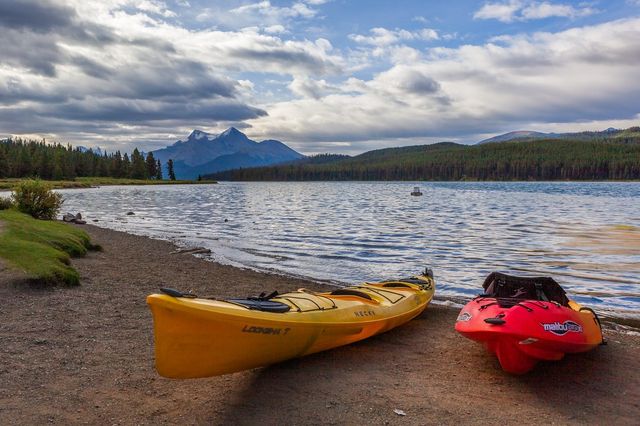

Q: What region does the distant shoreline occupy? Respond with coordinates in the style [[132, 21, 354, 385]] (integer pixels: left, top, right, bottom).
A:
[[0, 177, 217, 190], [2, 179, 639, 192]]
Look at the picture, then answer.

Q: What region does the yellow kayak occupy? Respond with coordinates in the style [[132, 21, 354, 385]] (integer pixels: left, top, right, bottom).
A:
[[147, 270, 435, 378]]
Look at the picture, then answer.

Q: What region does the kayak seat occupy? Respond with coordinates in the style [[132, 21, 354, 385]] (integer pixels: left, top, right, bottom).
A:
[[329, 289, 373, 300], [227, 299, 291, 313]]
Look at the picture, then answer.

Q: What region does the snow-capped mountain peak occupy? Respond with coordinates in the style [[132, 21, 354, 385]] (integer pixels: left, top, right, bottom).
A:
[[151, 127, 305, 179]]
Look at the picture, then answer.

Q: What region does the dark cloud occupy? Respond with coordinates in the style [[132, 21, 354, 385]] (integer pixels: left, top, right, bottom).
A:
[[399, 71, 441, 94], [0, 1, 126, 77], [70, 55, 114, 79], [0, 100, 268, 151], [0, 80, 70, 105], [1, 30, 63, 76], [231, 47, 338, 75], [46, 98, 267, 122], [0, 0, 75, 32], [113, 61, 237, 99]]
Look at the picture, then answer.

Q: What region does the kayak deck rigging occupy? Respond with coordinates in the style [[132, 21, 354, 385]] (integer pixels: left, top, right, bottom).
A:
[[149, 270, 435, 378]]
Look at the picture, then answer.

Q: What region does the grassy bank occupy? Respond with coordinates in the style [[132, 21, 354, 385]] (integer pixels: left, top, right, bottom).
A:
[[0, 177, 217, 190], [0, 209, 97, 285]]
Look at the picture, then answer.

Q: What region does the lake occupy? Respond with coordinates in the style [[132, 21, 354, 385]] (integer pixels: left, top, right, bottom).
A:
[[59, 182, 640, 320]]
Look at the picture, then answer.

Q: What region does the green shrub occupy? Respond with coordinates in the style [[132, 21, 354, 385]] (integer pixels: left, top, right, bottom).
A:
[[0, 196, 13, 210], [12, 179, 63, 220]]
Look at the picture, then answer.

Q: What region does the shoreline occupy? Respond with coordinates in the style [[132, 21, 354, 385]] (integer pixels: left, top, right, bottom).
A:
[[1, 224, 639, 424], [67, 218, 640, 327], [0, 178, 218, 191]]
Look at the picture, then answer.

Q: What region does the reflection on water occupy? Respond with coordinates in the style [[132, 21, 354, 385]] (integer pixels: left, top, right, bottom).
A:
[[59, 182, 640, 320]]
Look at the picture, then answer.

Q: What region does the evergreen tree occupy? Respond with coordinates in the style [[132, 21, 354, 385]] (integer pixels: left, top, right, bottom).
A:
[[0, 148, 8, 178], [130, 148, 147, 179], [1, 132, 640, 182], [155, 159, 163, 180], [112, 151, 123, 177], [167, 159, 176, 181], [122, 153, 131, 177], [145, 152, 157, 179]]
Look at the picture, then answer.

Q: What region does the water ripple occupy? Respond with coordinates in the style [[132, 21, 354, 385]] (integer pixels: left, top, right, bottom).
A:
[[59, 181, 640, 320]]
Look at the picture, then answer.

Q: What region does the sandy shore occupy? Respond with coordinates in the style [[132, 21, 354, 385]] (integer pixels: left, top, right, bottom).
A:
[[1, 224, 639, 425]]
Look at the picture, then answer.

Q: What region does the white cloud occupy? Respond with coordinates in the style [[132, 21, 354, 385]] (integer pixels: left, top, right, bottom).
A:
[[349, 27, 439, 47], [230, 1, 318, 21], [247, 18, 640, 152], [474, 1, 596, 23], [137, 0, 176, 17], [264, 24, 287, 34], [474, 0, 522, 22]]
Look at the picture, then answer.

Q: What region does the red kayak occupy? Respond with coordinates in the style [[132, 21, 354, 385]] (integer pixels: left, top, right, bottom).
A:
[[455, 272, 604, 374]]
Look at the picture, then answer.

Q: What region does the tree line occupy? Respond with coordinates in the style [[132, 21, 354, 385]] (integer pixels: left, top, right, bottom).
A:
[[0, 138, 177, 180], [206, 138, 640, 181]]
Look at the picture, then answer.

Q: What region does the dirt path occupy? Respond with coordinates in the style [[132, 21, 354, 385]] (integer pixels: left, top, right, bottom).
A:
[[1, 225, 638, 425]]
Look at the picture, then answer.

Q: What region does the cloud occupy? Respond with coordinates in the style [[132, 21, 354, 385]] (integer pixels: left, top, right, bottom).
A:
[[474, 1, 596, 23], [210, 0, 321, 27], [288, 77, 339, 99], [247, 18, 640, 152], [136, 0, 177, 18], [0, 0, 75, 32], [349, 27, 439, 47], [0, 0, 344, 151], [264, 24, 287, 34], [2, 0, 638, 155], [0, 0, 282, 150]]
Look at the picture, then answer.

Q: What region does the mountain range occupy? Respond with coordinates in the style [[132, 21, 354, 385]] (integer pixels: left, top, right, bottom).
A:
[[205, 126, 640, 182], [476, 127, 629, 144], [151, 127, 304, 179]]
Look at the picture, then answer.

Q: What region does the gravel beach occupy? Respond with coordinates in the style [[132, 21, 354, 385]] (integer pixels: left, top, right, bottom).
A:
[[1, 224, 639, 425]]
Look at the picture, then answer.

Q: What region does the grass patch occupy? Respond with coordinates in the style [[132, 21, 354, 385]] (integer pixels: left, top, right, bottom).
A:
[[0, 177, 217, 190], [0, 209, 97, 286]]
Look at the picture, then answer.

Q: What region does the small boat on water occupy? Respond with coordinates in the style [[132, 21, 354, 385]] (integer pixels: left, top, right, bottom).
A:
[[411, 186, 423, 196], [147, 269, 435, 378], [455, 272, 604, 374]]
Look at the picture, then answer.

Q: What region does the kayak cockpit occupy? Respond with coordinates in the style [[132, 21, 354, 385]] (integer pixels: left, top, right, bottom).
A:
[[481, 272, 570, 306], [226, 298, 291, 313]]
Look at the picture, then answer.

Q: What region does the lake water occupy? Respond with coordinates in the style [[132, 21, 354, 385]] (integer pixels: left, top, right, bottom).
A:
[[58, 182, 640, 321]]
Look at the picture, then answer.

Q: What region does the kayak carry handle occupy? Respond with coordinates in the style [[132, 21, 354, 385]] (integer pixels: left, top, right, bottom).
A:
[[484, 317, 506, 325]]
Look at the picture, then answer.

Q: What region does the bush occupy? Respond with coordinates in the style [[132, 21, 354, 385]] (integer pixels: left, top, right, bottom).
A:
[[12, 179, 64, 220], [0, 197, 13, 210]]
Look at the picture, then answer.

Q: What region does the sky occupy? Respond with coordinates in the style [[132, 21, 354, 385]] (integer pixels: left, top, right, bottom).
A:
[[1, 0, 640, 155]]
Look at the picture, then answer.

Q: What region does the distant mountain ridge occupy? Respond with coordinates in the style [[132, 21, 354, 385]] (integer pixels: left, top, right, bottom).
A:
[[152, 127, 304, 179], [205, 126, 640, 182], [476, 127, 636, 144]]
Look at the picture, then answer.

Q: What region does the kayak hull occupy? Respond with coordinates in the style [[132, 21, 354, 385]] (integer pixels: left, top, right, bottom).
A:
[[147, 274, 434, 378], [455, 298, 603, 374]]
